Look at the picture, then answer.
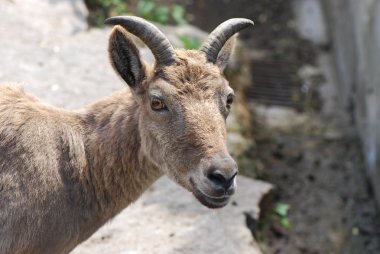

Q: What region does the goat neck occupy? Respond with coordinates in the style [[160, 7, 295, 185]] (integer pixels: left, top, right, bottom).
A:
[[81, 89, 162, 219]]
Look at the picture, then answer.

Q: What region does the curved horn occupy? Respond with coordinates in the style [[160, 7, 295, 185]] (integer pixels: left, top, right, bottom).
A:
[[200, 18, 254, 64], [105, 16, 176, 66]]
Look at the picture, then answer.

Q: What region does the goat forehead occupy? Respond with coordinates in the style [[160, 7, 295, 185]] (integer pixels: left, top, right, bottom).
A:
[[157, 50, 225, 97], [184, 101, 221, 121]]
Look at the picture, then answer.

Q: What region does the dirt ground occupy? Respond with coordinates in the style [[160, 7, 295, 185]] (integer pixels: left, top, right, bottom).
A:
[[253, 113, 380, 254]]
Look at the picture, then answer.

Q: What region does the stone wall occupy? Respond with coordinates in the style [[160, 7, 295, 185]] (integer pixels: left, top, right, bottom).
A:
[[322, 0, 380, 205]]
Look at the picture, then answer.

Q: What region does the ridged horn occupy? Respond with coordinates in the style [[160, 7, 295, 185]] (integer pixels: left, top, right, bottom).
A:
[[200, 18, 254, 64], [105, 16, 176, 66]]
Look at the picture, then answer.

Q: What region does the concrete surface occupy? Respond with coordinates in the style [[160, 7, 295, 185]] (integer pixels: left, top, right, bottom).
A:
[[322, 0, 380, 208], [72, 176, 271, 254], [294, 0, 328, 45]]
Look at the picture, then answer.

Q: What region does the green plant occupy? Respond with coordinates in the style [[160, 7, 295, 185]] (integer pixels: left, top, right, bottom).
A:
[[85, 0, 129, 27], [98, 0, 127, 12], [136, 0, 155, 19], [152, 6, 170, 24], [171, 4, 187, 25], [273, 202, 291, 229], [85, 0, 188, 27], [254, 200, 291, 248], [136, 0, 187, 25], [177, 35, 201, 50]]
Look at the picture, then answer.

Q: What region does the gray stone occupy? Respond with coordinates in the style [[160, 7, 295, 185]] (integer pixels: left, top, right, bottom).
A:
[[322, 0, 380, 208], [294, 0, 328, 45], [71, 176, 271, 254], [0, 0, 88, 44]]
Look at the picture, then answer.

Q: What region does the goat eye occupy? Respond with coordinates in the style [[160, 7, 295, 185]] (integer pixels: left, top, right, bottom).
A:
[[151, 98, 166, 111], [226, 93, 234, 108]]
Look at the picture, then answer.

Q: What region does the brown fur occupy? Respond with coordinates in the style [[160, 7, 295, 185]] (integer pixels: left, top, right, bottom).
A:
[[0, 26, 238, 254]]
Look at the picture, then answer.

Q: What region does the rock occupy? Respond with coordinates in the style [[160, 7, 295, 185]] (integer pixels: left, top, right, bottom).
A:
[[0, 0, 88, 44], [293, 0, 328, 45], [71, 176, 272, 254], [323, 0, 380, 209], [0, 0, 99, 109], [251, 103, 309, 130]]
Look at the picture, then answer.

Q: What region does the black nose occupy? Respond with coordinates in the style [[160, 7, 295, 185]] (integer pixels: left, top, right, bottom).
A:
[[207, 170, 237, 194]]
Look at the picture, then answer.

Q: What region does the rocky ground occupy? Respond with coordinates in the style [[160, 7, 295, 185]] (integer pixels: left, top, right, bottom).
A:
[[72, 177, 270, 254], [252, 108, 380, 254], [0, 0, 271, 253]]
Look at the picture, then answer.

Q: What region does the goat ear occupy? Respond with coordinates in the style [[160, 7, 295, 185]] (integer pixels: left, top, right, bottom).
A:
[[215, 34, 238, 71], [108, 26, 145, 88]]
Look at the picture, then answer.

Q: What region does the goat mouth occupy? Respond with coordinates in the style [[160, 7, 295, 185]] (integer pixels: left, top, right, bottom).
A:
[[190, 179, 230, 209], [194, 188, 230, 209]]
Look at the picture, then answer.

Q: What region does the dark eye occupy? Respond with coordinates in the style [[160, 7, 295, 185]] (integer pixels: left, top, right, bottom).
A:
[[226, 93, 234, 108], [151, 97, 166, 111]]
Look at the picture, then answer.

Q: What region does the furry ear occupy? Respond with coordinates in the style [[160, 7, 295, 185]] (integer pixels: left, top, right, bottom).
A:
[[215, 34, 238, 71], [108, 26, 145, 88]]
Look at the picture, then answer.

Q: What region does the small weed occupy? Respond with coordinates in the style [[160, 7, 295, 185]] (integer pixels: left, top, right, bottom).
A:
[[273, 202, 291, 229], [85, 0, 188, 27], [254, 200, 291, 246], [85, 0, 129, 27], [136, 0, 187, 25], [171, 4, 187, 25], [177, 35, 201, 50]]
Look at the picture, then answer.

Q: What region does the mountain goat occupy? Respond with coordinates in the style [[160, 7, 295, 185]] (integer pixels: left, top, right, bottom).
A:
[[0, 16, 254, 253]]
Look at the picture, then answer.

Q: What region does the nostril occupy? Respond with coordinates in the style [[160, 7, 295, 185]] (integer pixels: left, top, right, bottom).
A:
[[207, 171, 227, 187]]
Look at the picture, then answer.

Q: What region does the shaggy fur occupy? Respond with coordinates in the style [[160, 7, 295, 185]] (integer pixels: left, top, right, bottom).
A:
[[0, 24, 239, 254]]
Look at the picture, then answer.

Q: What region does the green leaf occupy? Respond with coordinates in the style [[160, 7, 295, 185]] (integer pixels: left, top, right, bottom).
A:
[[171, 4, 187, 25], [137, 0, 155, 18], [112, 0, 128, 15], [280, 217, 291, 229], [102, 0, 113, 7], [273, 203, 290, 217], [152, 6, 170, 24], [177, 35, 201, 49]]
